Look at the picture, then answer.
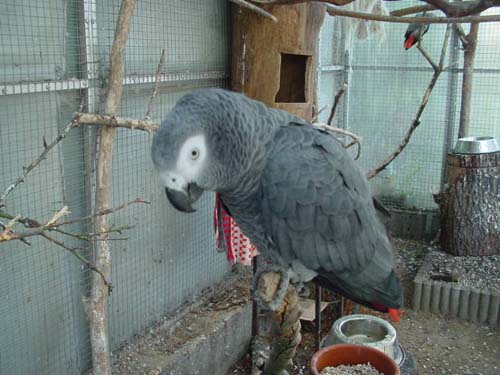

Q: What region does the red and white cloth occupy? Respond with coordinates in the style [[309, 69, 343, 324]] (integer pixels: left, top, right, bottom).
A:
[[214, 193, 258, 266]]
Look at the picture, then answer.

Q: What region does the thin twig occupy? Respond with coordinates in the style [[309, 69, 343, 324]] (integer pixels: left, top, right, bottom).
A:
[[367, 25, 451, 180], [417, 42, 439, 71], [145, 48, 166, 120], [40, 232, 113, 290], [0, 114, 82, 203], [0, 221, 31, 245], [312, 122, 362, 160], [327, 83, 347, 126], [229, 0, 278, 22], [390, 5, 437, 17], [325, 5, 500, 24], [0, 199, 147, 242], [311, 105, 327, 123]]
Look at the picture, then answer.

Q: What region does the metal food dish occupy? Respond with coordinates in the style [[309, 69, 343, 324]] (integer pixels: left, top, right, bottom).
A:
[[453, 136, 499, 154], [321, 314, 403, 366]]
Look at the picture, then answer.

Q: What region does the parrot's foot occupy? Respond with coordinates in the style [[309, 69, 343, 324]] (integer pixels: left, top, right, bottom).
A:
[[252, 267, 291, 311]]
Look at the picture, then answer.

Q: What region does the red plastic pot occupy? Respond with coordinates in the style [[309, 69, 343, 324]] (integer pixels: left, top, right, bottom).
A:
[[311, 343, 400, 375]]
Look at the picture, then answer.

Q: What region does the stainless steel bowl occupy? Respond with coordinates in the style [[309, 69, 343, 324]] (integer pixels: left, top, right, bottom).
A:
[[453, 136, 500, 154], [321, 314, 404, 366]]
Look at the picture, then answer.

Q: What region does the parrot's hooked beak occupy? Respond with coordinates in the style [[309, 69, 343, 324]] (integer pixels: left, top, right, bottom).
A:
[[165, 183, 204, 213]]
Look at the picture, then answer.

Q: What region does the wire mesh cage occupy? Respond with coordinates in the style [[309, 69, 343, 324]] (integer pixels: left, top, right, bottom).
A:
[[1, 1, 500, 374], [0, 1, 230, 374]]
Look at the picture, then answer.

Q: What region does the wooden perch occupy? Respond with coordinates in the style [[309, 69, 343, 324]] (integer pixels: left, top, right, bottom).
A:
[[258, 0, 500, 19], [325, 5, 500, 24], [230, 0, 278, 22], [77, 113, 159, 132], [252, 272, 302, 375]]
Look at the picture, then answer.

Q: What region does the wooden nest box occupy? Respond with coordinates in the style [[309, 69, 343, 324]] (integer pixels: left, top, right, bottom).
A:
[[231, 3, 326, 120]]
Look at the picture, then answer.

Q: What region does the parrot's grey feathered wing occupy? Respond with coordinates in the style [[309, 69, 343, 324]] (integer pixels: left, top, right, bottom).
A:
[[260, 123, 402, 311]]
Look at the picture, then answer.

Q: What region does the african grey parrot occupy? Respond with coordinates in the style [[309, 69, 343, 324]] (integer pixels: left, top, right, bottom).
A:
[[151, 89, 402, 318], [404, 13, 431, 50]]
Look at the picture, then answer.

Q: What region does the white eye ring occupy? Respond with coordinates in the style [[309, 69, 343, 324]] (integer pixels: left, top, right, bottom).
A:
[[190, 148, 200, 160]]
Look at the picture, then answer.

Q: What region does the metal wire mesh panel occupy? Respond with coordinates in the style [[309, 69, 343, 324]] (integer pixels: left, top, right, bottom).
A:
[[0, 1, 230, 374], [318, 5, 500, 210]]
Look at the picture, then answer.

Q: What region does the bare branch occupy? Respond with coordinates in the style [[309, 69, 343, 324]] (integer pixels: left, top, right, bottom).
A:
[[39, 232, 113, 290], [327, 83, 348, 126], [145, 48, 167, 120], [326, 5, 500, 24], [77, 112, 159, 132], [251, 0, 355, 5], [0, 199, 147, 242], [0, 221, 31, 245], [390, 5, 437, 17], [311, 105, 328, 122], [367, 26, 451, 179], [0, 114, 82, 203], [312, 122, 362, 160], [230, 0, 278, 22], [422, 0, 500, 17], [417, 43, 439, 71]]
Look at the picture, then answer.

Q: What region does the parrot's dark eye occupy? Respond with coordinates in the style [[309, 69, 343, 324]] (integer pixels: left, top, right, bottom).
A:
[[191, 148, 200, 160]]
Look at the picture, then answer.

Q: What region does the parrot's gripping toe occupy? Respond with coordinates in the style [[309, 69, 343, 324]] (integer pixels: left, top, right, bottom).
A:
[[252, 267, 292, 311]]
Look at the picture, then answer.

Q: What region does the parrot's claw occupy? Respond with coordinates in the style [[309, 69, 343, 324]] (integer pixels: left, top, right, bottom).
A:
[[252, 266, 291, 311], [295, 282, 310, 298]]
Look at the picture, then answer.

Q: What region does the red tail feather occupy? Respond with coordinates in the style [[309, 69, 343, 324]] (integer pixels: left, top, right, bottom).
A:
[[388, 308, 403, 323]]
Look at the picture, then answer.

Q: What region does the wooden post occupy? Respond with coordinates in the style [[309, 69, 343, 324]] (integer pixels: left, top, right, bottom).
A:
[[436, 151, 500, 256]]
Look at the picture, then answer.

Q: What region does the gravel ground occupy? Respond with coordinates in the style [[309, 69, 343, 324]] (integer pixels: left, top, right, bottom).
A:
[[420, 250, 500, 291]]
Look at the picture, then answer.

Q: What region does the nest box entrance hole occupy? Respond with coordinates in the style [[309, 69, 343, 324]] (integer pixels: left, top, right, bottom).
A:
[[275, 53, 310, 103]]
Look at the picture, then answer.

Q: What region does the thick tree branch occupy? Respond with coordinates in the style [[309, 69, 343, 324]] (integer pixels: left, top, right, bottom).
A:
[[256, 0, 500, 18], [326, 5, 500, 24], [87, 1, 136, 373], [367, 25, 451, 180], [422, 0, 500, 17], [251, 0, 355, 5]]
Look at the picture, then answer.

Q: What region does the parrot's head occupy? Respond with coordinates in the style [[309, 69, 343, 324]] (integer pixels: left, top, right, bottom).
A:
[[151, 89, 263, 213]]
